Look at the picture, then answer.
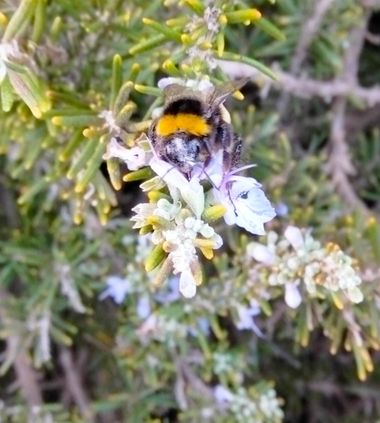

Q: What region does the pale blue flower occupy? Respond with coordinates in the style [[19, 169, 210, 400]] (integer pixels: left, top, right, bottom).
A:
[[188, 317, 211, 337], [136, 295, 151, 319], [214, 385, 234, 405], [196, 317, 210, 335], [207, 151, 276, 235], [275, 202, 289, 217], [154, 276, 181, 304], [235, 300, 263, 336], [218, 175, 276, 235], [99, 275, 131, 304]]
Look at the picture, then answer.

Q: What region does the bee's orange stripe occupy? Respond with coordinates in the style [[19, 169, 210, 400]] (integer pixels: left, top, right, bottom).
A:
[[156, 113, 210, 137]]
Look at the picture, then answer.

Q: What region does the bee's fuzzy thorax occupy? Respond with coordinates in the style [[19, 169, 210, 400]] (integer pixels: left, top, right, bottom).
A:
[[156, 113, 211, 137]]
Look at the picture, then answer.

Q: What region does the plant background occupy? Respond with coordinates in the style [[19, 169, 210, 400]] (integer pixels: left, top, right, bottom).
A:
[[1, 0, 380, 422]]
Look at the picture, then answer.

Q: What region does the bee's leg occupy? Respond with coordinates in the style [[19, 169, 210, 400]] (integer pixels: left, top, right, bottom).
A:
[[230, 133, 242, 169], [216, 124, 242, 171]]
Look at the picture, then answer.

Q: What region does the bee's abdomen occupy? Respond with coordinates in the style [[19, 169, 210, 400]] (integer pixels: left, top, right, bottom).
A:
[[156, 113, 211, 137], [156, 99, 211, 137]]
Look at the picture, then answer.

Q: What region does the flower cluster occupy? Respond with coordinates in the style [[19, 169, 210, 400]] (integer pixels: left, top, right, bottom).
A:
[[214, 384, 284, 423], [105, 77, 275, 298], [135, 313, 189, 348], [132, 198, 223, 297], [248, 226, 364, 308]]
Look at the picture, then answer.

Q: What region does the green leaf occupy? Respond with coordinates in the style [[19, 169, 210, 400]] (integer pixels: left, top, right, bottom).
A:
[[254, 17, 286, 41], [7, 67, 51, 118], [1, 76, 15, 112], [3, 0, 37, 41]]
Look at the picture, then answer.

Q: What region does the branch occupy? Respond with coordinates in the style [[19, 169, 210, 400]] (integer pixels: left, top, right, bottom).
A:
[[293, 0, 335, 71], [361, 0, 380, 8], [326, 15, 371, 212], [216, 60, 380, 107], [177, 358, 214, 400], [13, 349, 43, 407], [0, 290, 43, 407], [278, 0, 335, 116], [326, 98, 368, 211], [275, 71, 380, 106], [345, 104, 380, 139], [59, 347, 94, 422]]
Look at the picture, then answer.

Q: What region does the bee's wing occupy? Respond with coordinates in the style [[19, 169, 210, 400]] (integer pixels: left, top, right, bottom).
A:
[[163, 84, 202, 104], [207, 78, 250, 113]]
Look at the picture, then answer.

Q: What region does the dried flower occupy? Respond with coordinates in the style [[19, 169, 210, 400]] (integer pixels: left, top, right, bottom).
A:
[[184, 5, 221, 70], [99, 110, 121, 136]]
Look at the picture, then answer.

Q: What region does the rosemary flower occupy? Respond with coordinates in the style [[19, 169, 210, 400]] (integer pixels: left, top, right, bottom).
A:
[[99, 275, 132, 304], [248, 226, 364, 307]]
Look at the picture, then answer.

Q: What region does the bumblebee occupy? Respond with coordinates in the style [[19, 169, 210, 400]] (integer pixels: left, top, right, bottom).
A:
[[148, 79, 248, 178]]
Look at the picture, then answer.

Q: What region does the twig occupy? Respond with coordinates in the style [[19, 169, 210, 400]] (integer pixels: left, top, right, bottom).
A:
[[361, 0, 380, 8], [277, 0, 335, 116], [326, 98, 367, 211], [216, 60, 380, 107], [305, 379, 380, 399], [291, 0, 335, 73], [365, 31, 380, 45], [0, 179, 43, 408], [12, 349, 43, 407], [345, 105, 380, 139], [178, 359, 214, 400], [326, 14, 370, 212], [275, 71, 380, 106], [174, 360, 188, 410], [59, 347, 94, 422], [0, 290, 43, 407]]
